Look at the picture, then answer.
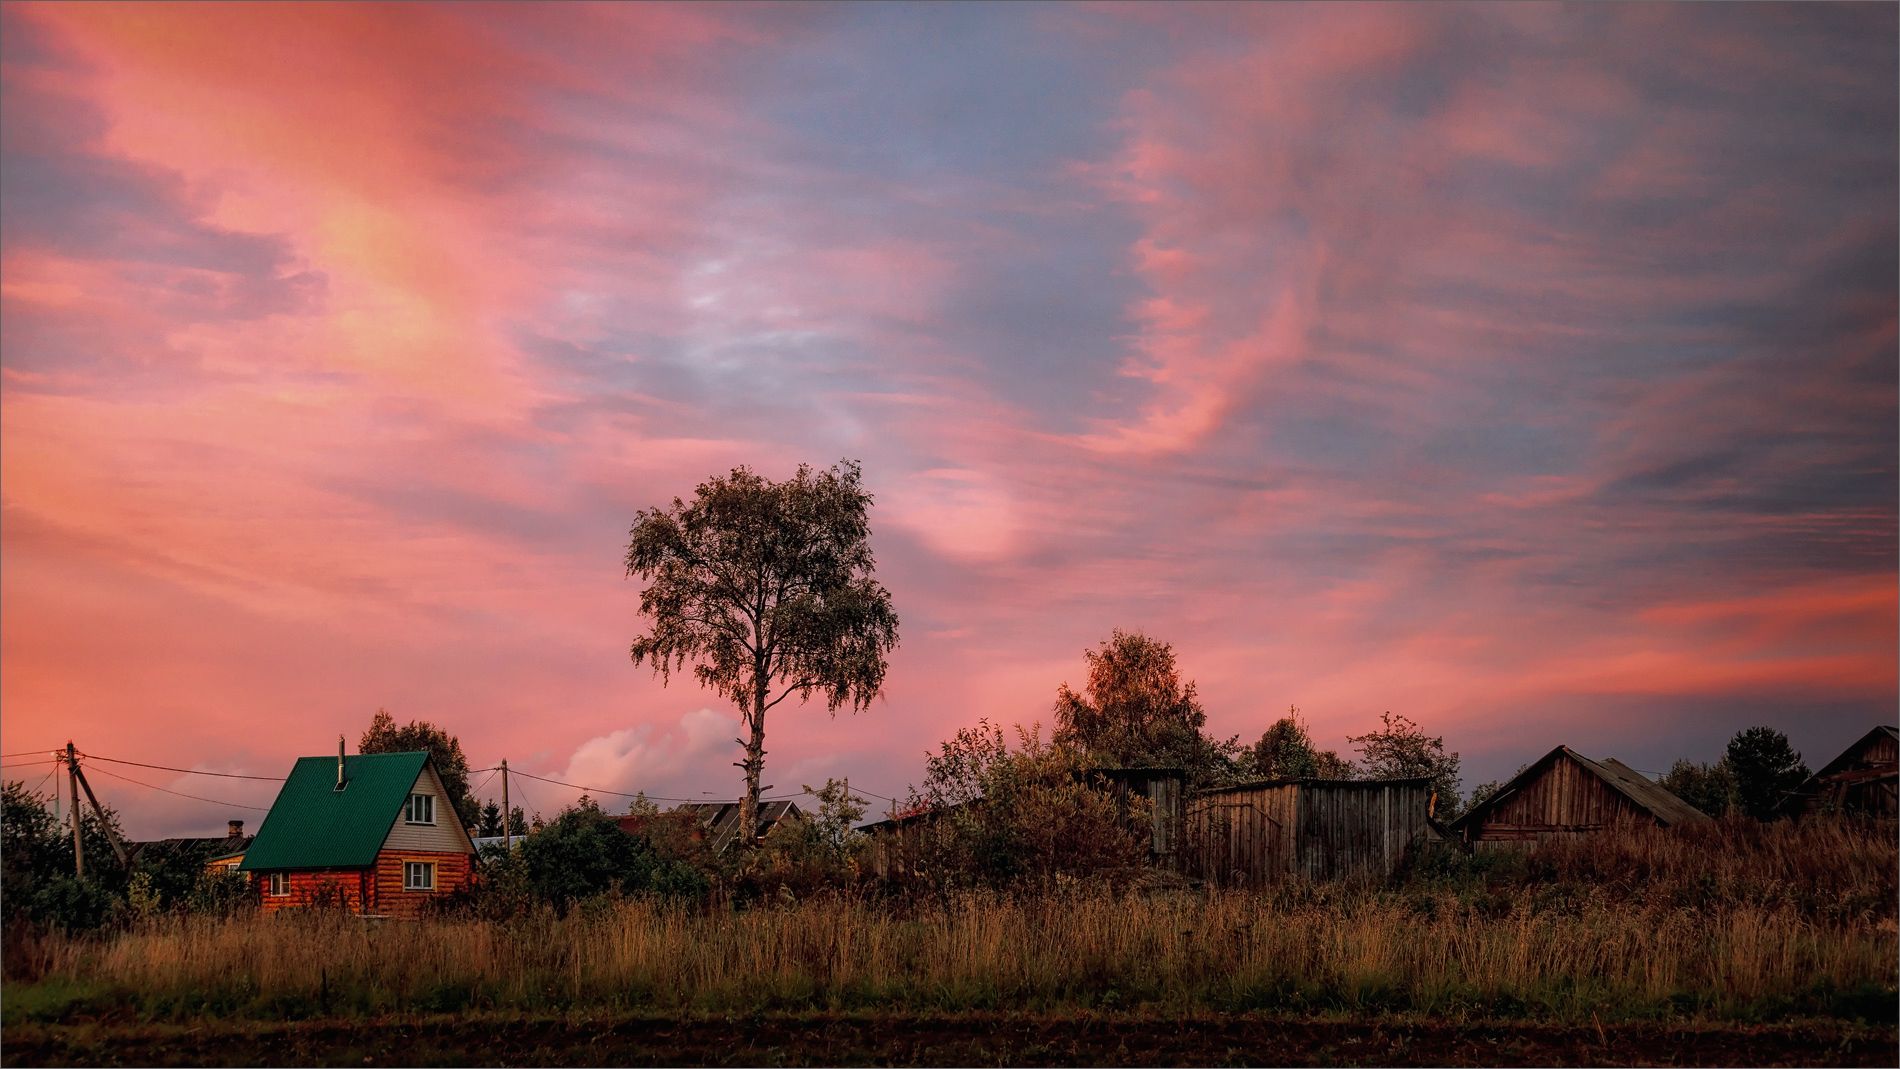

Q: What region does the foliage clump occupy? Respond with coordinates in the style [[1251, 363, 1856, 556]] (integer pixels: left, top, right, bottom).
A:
[[899, 720, 1148, 891], [1053, 629, 1242, 788]]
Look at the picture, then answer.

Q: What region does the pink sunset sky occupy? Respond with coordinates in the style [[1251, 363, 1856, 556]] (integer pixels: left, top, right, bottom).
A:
[[2, 2, 1894, 838]]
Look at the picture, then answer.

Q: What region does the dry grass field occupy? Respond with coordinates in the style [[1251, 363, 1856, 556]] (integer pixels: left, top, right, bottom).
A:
[[6, 818, 1895, 1065]]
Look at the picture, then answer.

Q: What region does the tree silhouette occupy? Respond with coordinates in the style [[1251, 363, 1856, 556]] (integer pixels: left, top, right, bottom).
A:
[[1725, 727, 1808, 821], [626, 460, 899, 844]]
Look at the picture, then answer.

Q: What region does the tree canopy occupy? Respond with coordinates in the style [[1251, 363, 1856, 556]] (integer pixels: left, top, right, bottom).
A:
[[1248, 708, 1355, 780], [359, 708, 481, 829], [626, 459, 900, 843], [1659, 758, 1736, 818], [1725, 727, 1808, 821], [1052, 629, 1240, 787], [1347, 711, 1464, 819]]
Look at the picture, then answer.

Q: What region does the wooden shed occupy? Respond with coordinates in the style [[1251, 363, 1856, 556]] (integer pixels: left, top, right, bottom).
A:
[[857, 803, 955, 882], [1086, 767, 1187, 861], [1184, 777, 1431, 884], [1783, 725, 1898, 818], [1449, 745, 1709, 849]]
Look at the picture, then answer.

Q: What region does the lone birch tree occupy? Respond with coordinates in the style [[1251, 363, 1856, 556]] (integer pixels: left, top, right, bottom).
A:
[[625, 460, 899, 844]]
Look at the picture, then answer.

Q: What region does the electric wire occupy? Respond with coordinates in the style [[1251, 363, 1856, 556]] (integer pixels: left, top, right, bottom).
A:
[[81, 762, 273, 812], [504, 767, 805, 804], [77, 753, 286, 781]]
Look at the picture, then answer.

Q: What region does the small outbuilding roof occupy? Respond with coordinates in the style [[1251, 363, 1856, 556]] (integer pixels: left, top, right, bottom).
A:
[[127, 831, 252, 868], [664, 800, 805, 854], [241, 751, 438, 871], [1193, 776, 1430, 797], [1450, 745, 1710, 832]]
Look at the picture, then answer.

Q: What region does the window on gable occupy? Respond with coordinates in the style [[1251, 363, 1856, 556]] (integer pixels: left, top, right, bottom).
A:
[[268, 872, 289, 896], [407, 792, 434, 825], [404, 861, 436, 891]]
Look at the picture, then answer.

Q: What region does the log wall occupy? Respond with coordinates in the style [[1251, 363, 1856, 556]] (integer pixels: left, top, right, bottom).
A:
[[253, 849, 472, 917]]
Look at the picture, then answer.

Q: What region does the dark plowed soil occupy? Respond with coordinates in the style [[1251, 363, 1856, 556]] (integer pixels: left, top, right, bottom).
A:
[[6, 1013, 1895, 1067]]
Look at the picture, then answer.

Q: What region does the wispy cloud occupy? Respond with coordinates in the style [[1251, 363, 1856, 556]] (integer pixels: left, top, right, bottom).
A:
[[2, 2, 1891, 836]]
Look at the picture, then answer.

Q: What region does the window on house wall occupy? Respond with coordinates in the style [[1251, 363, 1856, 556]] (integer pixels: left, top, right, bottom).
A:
[[407, 792, 434, 825], [268, 872, 289, 896], [403, 861, 436, 891]]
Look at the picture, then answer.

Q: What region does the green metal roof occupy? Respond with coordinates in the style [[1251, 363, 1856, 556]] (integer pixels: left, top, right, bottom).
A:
[[239, 752, 429, 871]]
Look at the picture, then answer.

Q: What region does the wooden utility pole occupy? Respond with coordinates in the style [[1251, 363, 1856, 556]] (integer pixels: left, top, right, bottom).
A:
[[72, 763, 130, 867], [501, 759, 511, 850], [66, 741, 83, 878]]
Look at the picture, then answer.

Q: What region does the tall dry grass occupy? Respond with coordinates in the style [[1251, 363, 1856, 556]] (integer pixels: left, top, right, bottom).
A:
[[12, 819, 1896, 1024]]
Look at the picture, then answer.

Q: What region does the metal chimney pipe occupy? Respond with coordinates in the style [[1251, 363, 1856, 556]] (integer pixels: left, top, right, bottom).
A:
[[337, 734, 346, 790]]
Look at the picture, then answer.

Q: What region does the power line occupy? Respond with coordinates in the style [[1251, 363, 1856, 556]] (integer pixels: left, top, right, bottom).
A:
[[1, 749, 61, 760], [79, 753, 285, 781], [0, 759, 57, 770], [504, 767, 806, 804], [82, 762, 273, 812]]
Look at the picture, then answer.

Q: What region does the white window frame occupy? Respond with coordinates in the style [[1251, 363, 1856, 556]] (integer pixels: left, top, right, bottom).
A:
[[403, 860, 436, 892], [267, 872, 289, 897], [406, 792, 435, 825]]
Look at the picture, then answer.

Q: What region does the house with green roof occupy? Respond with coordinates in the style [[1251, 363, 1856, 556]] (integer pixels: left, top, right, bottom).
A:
[[239, 742, 476, 916]]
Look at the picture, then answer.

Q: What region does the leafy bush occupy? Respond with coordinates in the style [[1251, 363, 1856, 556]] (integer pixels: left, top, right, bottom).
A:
[[2, 780, 128, 930], [734, 779, 868, 901], [897, 721, 1147, 891], [508, 799, 709, 914]]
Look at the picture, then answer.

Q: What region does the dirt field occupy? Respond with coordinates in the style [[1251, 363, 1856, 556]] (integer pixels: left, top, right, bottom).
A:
[[6, 1012, 1896, 1067]]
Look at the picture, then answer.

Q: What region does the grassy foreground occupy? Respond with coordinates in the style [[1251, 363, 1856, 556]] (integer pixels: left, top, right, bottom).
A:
[[4, 819, 1895, 1065], [7, 890, 1893, 1024]]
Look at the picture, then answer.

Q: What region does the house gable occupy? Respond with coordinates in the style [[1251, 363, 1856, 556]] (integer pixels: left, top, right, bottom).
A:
[[1451, 746, 1710, 842], [380, 760, 477, 855]]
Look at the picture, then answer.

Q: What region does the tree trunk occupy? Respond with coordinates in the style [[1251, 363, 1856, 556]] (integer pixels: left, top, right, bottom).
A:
[[739, 676, 769, 846]]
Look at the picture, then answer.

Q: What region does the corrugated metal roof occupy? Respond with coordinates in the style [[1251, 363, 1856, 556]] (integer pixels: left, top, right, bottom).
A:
[[239, 752, 429, 871], [1450, 745, 1711, 831]]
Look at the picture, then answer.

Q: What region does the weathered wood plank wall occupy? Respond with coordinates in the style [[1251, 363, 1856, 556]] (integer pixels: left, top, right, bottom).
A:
[[1469, 757, 1647, 848], [1184, 780, 1427, 885]]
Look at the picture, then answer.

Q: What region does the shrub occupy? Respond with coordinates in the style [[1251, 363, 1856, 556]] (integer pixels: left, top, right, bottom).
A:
[[734, 779, 868, 902], [513, 799, 709, 914], [898, 721, 1147, 891], [2, 780, 129, 930]]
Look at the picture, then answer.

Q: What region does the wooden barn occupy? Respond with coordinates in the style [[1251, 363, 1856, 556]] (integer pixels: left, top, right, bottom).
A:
[[1783, 725, 1898, 818], [1184, 777, 1431, 884], [240, 746, 476, 916], [1449, 745, 1709, 849]]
